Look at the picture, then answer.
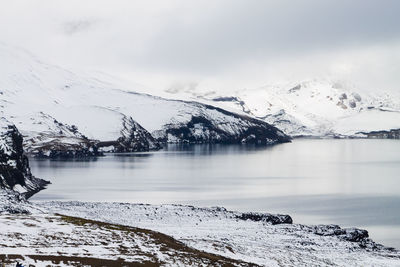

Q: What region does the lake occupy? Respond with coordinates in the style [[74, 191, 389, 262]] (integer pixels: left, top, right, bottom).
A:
[[30, 139, 400, 249]]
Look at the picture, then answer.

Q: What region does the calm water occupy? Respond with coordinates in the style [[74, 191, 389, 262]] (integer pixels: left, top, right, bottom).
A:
[[30, 139, 400, 248]]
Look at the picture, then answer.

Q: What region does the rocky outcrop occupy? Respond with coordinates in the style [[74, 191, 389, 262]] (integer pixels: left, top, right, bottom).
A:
[[154, 104, 291, 145], [263, 109, 313, 137], [237, 212, 293, 225], [0, 119, 49, 199], [0, 189, 40, 214], [313, 224, 368, 241], [311, 224, 385, 249], [24, 108, 287, 156], [25, 114, 161, 158], [23, 113, 103, 158], [97, 116, 161, 153], [28, 135, 103, 159], [357, 128, 400, 139]]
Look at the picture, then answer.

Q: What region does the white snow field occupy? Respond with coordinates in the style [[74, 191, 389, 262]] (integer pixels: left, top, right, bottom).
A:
[[33, 201, 399, 267]]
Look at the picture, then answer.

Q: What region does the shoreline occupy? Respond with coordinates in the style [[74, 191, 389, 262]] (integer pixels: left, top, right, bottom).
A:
[[1, 197, 398, 266]]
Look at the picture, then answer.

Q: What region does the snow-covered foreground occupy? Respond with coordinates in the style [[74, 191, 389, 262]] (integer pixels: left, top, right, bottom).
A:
[[19, 201, 396, 267], [0, 213, 253, 266], [1, 197, 399, 266]]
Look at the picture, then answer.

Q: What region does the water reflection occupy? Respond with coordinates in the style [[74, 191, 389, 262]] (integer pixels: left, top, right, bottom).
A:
[[29, 139, 400, 248]]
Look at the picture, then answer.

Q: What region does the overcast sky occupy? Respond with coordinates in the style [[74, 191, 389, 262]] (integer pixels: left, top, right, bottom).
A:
[[1, 0, 399, 93]]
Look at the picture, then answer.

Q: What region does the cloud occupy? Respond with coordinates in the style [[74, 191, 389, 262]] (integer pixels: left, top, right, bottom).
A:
[[0, 0, 399, 92]]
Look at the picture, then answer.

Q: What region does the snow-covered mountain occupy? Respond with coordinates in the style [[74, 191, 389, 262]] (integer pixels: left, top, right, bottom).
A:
[[162, 80, 400, 137], [0, 43, 289, 157]]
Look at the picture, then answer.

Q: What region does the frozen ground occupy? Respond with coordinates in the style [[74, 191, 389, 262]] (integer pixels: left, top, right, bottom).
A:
[[0, 213, 250, 266], [29, 201, 399, 267], [0, 198, 399, 266]]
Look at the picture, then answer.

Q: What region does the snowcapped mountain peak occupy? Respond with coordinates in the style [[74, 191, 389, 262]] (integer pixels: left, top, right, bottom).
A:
[[161, 77, 400, 137]]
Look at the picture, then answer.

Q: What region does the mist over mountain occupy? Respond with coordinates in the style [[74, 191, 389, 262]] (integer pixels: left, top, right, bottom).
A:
[[1, 0, 399, 94]]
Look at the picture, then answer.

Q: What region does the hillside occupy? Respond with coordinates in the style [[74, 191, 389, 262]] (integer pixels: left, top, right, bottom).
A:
[[161, 79, 400, 137], [0, 42, 289, 157]]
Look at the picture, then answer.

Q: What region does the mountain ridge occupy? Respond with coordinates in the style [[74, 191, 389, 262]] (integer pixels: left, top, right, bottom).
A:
[[161, 79, 400, 137], [0, 42, 290, 157]]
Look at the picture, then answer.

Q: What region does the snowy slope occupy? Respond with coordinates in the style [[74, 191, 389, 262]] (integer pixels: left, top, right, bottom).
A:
[[0, 42, 289, 156], [42, 201, 400, 267], [0, 212, 253, 266], [162, 79, 400, 137]]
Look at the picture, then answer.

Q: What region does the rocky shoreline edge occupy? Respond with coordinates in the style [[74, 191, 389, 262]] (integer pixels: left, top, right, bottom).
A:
[[1, 117, 399, 266], [1, 197, 399, 266]]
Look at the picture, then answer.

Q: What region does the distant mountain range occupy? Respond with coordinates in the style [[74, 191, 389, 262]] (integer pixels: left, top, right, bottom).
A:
[[161, 79, 400, 138], [0, 43, 289, 157], [1, 41, 398, 159]]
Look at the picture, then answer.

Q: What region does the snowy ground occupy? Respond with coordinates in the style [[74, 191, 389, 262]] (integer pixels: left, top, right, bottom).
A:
[[24, 201, 398, 267], [1, 198, 399, 266], [0, 213, 253, 266]]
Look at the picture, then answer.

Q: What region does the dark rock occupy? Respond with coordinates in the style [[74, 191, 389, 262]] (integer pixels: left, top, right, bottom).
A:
[[113, 116, 161, 152], [25, 113, 104, 159], [313, 225, 369, 243], [157, 106, 291, 145], [338, 228, 369, 242], [0, 119, 49, 199], [237, 212, 293, 225], [339, 93, 348, 100], [212, 96, 240, 102], [288, 84, 301, 93], [357, 128, 400, 139], [313, 224, 386, 251], [28, 115, 162, 158], [32, 140, 103, 159], [313, 224, 341, 236]]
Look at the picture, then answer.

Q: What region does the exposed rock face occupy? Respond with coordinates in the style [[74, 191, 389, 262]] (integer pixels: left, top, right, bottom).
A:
[[25, 114, 161, 158], [237, 212, 293, 225], [155, 104, 291, 145], [0, 119, 49, 199], [212, 96, 241, 102], [23, 113, 103, 158], [0, 189, 41, 214], [98, 116, 162, 153], [117, 116, 161, 152], [357, 129, 400, 139], [313, 224, 368, 241], [29, 136, 102, 159], [23, 108, 288, 156], [264, 109, 313, 137], [312, 224, 379, 249]]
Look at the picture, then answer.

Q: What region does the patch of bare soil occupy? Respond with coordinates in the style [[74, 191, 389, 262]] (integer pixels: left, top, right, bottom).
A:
[[0, 214, 258, 267]]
